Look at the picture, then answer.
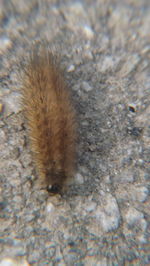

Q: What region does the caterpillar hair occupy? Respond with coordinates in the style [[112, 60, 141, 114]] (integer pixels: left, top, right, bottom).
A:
[[20, 44, 76, 194]]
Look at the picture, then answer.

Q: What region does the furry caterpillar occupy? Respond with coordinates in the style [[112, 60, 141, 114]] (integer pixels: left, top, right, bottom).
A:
[[21, 45, 76, 193]]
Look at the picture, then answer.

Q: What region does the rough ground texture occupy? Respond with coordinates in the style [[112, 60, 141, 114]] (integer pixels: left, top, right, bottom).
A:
[[0, 0, 150, 265]]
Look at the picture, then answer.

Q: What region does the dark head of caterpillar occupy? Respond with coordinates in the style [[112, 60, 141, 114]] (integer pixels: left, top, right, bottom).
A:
[[46, 169, 67, 194], [47, 184, 62, 194]]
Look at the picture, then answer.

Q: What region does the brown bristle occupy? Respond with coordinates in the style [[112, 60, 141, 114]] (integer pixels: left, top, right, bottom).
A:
[[20, 44, 76, 193]]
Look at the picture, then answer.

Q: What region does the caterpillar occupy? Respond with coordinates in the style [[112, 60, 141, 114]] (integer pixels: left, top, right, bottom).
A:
[[20, 44, 76, 194]]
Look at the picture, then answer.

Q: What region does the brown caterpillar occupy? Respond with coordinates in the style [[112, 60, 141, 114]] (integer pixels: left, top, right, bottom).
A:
[[20, 44, 76, 194]]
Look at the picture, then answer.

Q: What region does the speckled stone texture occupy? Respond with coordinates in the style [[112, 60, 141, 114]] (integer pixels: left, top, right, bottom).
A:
[[0, 0, 150, 265]]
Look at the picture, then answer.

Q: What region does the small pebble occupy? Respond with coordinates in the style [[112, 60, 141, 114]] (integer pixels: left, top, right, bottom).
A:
[[3, 92, 21, 116], [82, 25, 94, 39], [67, 64, 75, 72], [82, 81, 92, 92], [131, 186, 149, 202], [46, 202, 55, 213], [128, 103, 136, 113], [96, 193, 120, 232], [125, 207, 143, 226], [0, 36, 12, 55], [75, 173, 84, 184]]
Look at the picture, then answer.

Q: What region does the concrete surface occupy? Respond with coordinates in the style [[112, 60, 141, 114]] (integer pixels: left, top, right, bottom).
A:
[[0, 0, 150, 265]]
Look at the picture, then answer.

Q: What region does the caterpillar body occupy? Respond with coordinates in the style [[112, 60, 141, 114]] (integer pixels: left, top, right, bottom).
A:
[[21, 45, 76, 194]]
